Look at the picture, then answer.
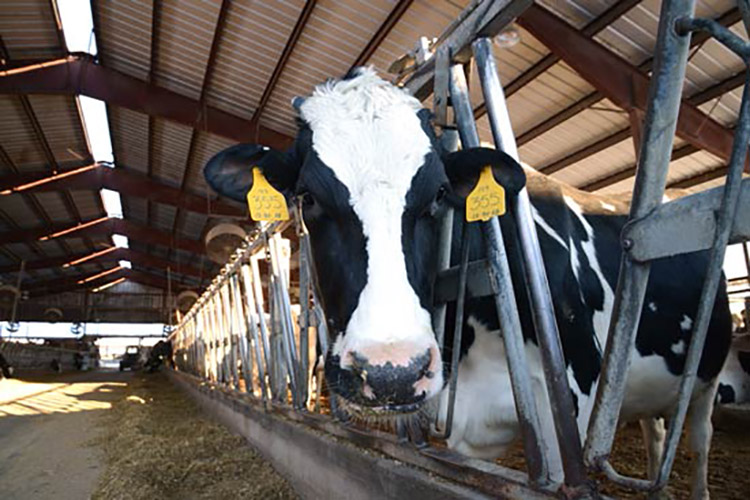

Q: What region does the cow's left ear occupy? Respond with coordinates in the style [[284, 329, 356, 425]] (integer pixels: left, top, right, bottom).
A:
[[204, 144, 300, 203], [443, 147, 526, 198]]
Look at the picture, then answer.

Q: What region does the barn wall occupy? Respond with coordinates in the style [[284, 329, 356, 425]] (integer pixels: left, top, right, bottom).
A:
[[0, 341, 79, 371]]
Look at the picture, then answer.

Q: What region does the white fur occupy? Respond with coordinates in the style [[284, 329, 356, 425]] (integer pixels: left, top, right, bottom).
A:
[[681, 314, 694, 332], [300, 69, 441, 395], [649, 301, 658, 312]]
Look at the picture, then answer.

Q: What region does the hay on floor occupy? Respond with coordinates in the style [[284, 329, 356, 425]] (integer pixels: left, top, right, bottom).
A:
[[91, 373, 297, 500]]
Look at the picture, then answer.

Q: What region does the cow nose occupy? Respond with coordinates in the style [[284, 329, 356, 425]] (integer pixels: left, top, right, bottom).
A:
[[346, 345, 436, 408]]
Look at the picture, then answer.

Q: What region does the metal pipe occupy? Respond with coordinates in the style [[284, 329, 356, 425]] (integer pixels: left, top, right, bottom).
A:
[[230, 273, 253, 394], [449, 62, 549, 486], [296, 207, 311, 408], [9, 260, 25, 327], [268, 233, 300, 407], [241, 263, 269, 402], [472, 37, 588, 489], [585, 0, 697, 469], [655, 67, 750, 490], [436, 223, 471, 440], [251, 252, 276, 398], [220, 282, 241, 389]]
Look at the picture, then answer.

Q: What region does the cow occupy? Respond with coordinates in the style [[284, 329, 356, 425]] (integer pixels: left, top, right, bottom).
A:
[[716, 335, 750, 405], [203, 67, 731, 498], [145, 340, 173, 373]]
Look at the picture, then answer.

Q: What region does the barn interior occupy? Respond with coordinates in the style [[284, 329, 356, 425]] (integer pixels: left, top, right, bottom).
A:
[[0, 0, 749, 499]]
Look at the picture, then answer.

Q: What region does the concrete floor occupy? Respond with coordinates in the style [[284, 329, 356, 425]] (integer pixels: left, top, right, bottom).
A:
[[0, 370, 131, 500]]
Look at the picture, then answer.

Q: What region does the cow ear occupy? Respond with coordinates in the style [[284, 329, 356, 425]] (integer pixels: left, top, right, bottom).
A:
[[443, 147, 526, 198], [204, 144, 300, 203]]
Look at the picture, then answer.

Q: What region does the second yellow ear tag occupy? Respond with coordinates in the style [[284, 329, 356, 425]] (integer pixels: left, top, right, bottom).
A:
[[246, 167, 289, 222], [466, 166, 506, 222]]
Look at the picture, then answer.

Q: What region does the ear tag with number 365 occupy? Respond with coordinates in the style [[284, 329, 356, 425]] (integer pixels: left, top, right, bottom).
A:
[[465, 166, 506, 222], [246, 167, 289, 222]]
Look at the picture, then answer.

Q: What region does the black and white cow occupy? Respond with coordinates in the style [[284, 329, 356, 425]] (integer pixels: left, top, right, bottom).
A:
[[204, 68, 731, 498]]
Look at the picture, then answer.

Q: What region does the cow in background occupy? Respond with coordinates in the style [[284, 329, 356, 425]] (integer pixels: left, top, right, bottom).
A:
[[204, 68, 731, 498]]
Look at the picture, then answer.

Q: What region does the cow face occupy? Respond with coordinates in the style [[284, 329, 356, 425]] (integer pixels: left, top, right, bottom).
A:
[[205, 68, 525, 417]]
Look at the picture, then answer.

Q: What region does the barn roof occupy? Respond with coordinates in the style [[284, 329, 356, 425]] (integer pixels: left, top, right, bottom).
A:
[[0, 0, 747, 322]]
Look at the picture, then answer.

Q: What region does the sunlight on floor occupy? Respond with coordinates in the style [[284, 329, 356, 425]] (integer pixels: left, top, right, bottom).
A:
[[0, 379, 127, 417]]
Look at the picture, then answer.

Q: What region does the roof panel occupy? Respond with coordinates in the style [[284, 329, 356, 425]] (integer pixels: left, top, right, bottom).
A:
[[152, 0, 223, 100], [69, 190, 105, 221], [126, 197, 148, 226], [0, 194, 41, 228], [184, 131, 235, 195], [32, 192, 74, 224], [95, 0, 153, 80], [260, 0, 398, 135], [109, 106, 150, 174], [152, 201, 177, 233], [151, 119, 193, 188], [205, 0, 307, 120], [0, 0, 62, 60], [0, 95, 47, 171], [27, 95, 90, 167]]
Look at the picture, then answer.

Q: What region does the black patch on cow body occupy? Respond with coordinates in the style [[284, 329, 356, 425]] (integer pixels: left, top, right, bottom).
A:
[[739, 350, 750, 375], [402, 151, 450, 310], [717, 383, 735, 404], [295, 130, 368, 338]]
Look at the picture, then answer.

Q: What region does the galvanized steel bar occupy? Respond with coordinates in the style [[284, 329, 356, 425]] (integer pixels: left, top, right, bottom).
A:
[[220, 281, 240, 390], [449, 62, 549, 486], [268, 233, 301, 406], [436, 224, 471, 440], [472, 37, 588, 489], [296, 209, 311, 407], [584, 0, 697, 469], [241, 262, 269, 402], [251, 253, 276, 398], [229, 272, 254, 394], [654, 67, 750, 490]]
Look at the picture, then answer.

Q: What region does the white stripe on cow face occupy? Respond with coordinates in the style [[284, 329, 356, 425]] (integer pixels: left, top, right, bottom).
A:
[[299, 68, 436, 365]]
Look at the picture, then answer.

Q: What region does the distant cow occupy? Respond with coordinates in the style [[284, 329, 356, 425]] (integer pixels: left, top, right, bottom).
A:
[[0, 352, 13, 379], [204, 68, 731, 498], [145, 340, 173, 373]]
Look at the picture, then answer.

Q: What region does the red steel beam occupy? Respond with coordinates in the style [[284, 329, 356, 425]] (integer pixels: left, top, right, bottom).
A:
[[0, 55, 294, 150], [26, 268, 193, 296], [0, 163, 246, 217], [0, 246, 205, 278], [539, 70, 746, 176], [0, 217, 206, 256], [517, 5, 748, 171]]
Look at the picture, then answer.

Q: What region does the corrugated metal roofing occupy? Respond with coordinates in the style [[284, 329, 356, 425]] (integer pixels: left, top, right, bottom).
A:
[[0, 0, 62, 61]]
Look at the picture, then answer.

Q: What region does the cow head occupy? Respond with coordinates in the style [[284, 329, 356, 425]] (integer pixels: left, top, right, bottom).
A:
[[205, 68, 525, 417]]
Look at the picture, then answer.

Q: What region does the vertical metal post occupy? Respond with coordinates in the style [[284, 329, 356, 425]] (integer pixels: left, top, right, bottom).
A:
[[9, 260, 25, 327], [251, 253, 276, 398], [449, 62, 549, 486], [743, 243, 750, 329], [220, 282, 240, 389], [432, 45, 455, 351], [585, 0, 697, 467], [230, 273, 253, 394], [241, 262, 269, 402], [297, 218, 312, 408], [269, 233, 301, 407], [472, 37, 588, 489], [654, 67, 750, 489]]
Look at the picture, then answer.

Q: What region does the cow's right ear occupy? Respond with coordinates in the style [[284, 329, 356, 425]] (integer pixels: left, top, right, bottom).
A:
[[204, 144, 300, 203]]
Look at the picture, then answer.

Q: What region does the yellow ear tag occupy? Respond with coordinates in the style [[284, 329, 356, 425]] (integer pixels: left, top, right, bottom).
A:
[[246, 167, 289, 222], [466, 166, 506, 222]]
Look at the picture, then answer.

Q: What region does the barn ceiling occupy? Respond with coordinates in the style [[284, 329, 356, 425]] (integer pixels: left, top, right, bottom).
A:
[[0, 0, 747, 322]]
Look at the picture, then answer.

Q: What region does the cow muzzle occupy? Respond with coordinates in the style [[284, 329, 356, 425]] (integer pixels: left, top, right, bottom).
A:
[[325, 340, 443, 415]]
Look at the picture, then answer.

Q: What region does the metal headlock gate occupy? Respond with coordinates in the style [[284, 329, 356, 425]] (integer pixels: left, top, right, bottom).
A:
[[170, 0, 750, 497]]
